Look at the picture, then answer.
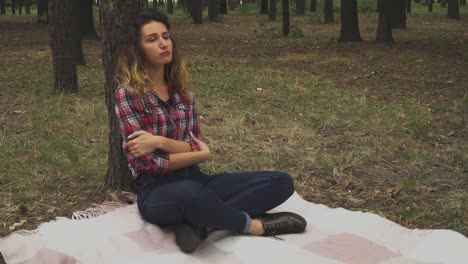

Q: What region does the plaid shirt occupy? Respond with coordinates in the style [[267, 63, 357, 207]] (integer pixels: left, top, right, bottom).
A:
[[114, 85, 201, 179]]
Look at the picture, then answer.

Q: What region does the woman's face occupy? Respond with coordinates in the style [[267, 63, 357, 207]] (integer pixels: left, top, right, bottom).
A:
[[139, 21, 173, 67]]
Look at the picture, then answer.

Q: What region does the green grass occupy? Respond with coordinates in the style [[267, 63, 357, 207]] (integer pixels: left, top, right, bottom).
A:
[[186, 66, 446, 177], [1, 63, 108, 185]]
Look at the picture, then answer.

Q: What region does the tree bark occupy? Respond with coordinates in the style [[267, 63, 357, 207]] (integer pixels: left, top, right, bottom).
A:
[[283, 0, 289, 35], [219, 0, 227, 13], [208, 0, 218, 21], [48, 0, 78, 93], [269, 0, 276, 20], [38, 0, 47, 15], [80, 0, 98, 40], [0, 0, 5, 15], [461, 0, 467, 6], [185, 0, 192, 15], [310, 0, 317, 12], [339, 0, 361, 42], [295, 0, 305, 15], [12, 0, 16, 15], [441, 0, 447, 7], [100, 0, 142, 191], [25, 0, 30, 14], [447, 0, 459, 19], [407, 0, 411, 13], [167, 0, 174, 14], [260, 0, 268, 14], [391, 0, 406, 29], [324, 0, 334, 23], [192, 0, 203, 24], [428, 0, 433, 12], [376, 0, 393, 42], [228, 0, 236, 11], [71, 0, 85, 65], [18, 0, 23, 15]]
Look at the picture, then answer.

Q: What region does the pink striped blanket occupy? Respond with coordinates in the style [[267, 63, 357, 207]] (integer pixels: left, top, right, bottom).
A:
[[1, 192, 467, 264]]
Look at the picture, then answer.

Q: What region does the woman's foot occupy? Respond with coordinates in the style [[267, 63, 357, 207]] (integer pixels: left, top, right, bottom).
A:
[[174, 223, 207, 253], [254, 212, 307, 236]]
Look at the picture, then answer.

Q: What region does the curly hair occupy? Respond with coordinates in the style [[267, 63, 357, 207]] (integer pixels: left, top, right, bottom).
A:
[[115, 9, 192, 101]]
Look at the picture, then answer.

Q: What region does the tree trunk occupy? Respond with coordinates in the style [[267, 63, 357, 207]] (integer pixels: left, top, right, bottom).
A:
[[38, 0, 47, 15], [407, 0, 411, 13], [324, 0, 334, 23], [18, 0, 23, 15], [0, 0, 5, 15], [81, 0, 98, 40], [228, 0, 236, 10], [260, 0, 268, 14], [441, 0, 447, 7], [295, 0, 305, 15], [192, 0, 203, 24], [12, 0, 16, 15], [219, 0, 227, 13], [167, 0, 173, 14], [391, 0, 406, 29], [376, 0, 393, 42], [461, 0, 467, 6], [100, 0, 142, 191], [71, 0, 85, 65], [447, 0, 459, 19], [184, 0, 192, 14], [282, 0, 289, 35], [208, 0, 218, 21], [310, 0, 317, 12], [339, 0, 361, 42], [49, 0, 78, 93], [268, 0, 276, 20], [428, 0, 433, 12], [25, 0, 30, 14]]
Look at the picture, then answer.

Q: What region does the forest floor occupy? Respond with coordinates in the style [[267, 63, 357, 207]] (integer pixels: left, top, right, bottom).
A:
[[0, 7, 467, 238]]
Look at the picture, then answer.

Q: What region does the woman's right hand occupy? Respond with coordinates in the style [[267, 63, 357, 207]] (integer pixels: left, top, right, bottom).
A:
[[190, 132, 211, 160]]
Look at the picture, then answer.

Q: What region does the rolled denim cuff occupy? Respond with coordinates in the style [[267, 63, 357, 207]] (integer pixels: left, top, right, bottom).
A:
[[241, 212, 252, 234]]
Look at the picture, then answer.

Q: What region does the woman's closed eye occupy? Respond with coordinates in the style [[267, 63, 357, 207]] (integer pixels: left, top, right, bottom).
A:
[[146, 33, 170, 42]]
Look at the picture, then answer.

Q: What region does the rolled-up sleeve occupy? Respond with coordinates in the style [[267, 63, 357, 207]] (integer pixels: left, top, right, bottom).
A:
[[114, 87, 169, 177]]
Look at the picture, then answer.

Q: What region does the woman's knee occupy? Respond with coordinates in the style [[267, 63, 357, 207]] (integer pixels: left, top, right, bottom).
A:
[[272, 171, 295, 197], [137, 181, 208, 225]]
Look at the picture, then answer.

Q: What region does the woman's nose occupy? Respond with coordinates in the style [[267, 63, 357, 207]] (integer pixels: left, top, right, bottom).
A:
[[159, 38, 168, 48]]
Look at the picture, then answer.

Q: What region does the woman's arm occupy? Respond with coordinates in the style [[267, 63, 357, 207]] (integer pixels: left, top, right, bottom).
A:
[[127, 131, 211, 171], [167, 132, 211, 171], [127, 131, 195, 156], [168, 152, 208, 171], [158, 136, 192, 153], [114, 87, 170, 175], [128, 99, 203, 154]]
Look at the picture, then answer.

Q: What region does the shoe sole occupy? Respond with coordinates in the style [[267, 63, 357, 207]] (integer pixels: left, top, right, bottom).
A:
[[175, 223, 202, 253]]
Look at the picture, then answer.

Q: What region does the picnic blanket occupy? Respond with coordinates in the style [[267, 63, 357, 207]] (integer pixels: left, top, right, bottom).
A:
[[1, 191, 467, 264]]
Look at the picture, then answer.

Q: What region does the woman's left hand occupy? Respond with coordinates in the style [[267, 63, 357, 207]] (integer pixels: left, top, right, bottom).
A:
[[127, 130, 160, 157]]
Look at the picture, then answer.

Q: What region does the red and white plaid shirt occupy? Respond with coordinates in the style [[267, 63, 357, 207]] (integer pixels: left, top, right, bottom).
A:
[[114, 85, 201, 179]]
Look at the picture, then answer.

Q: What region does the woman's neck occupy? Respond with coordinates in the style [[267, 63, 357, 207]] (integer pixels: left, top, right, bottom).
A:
[[147, 64, 166, 88]]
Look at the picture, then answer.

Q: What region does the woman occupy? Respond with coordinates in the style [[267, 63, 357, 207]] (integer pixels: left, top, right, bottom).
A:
[[114, 9, 306, 253]]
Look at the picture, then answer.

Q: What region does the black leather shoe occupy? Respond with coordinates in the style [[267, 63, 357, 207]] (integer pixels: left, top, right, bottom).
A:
[[257, 212, 307, 236], [175, 223, 208, 253]]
